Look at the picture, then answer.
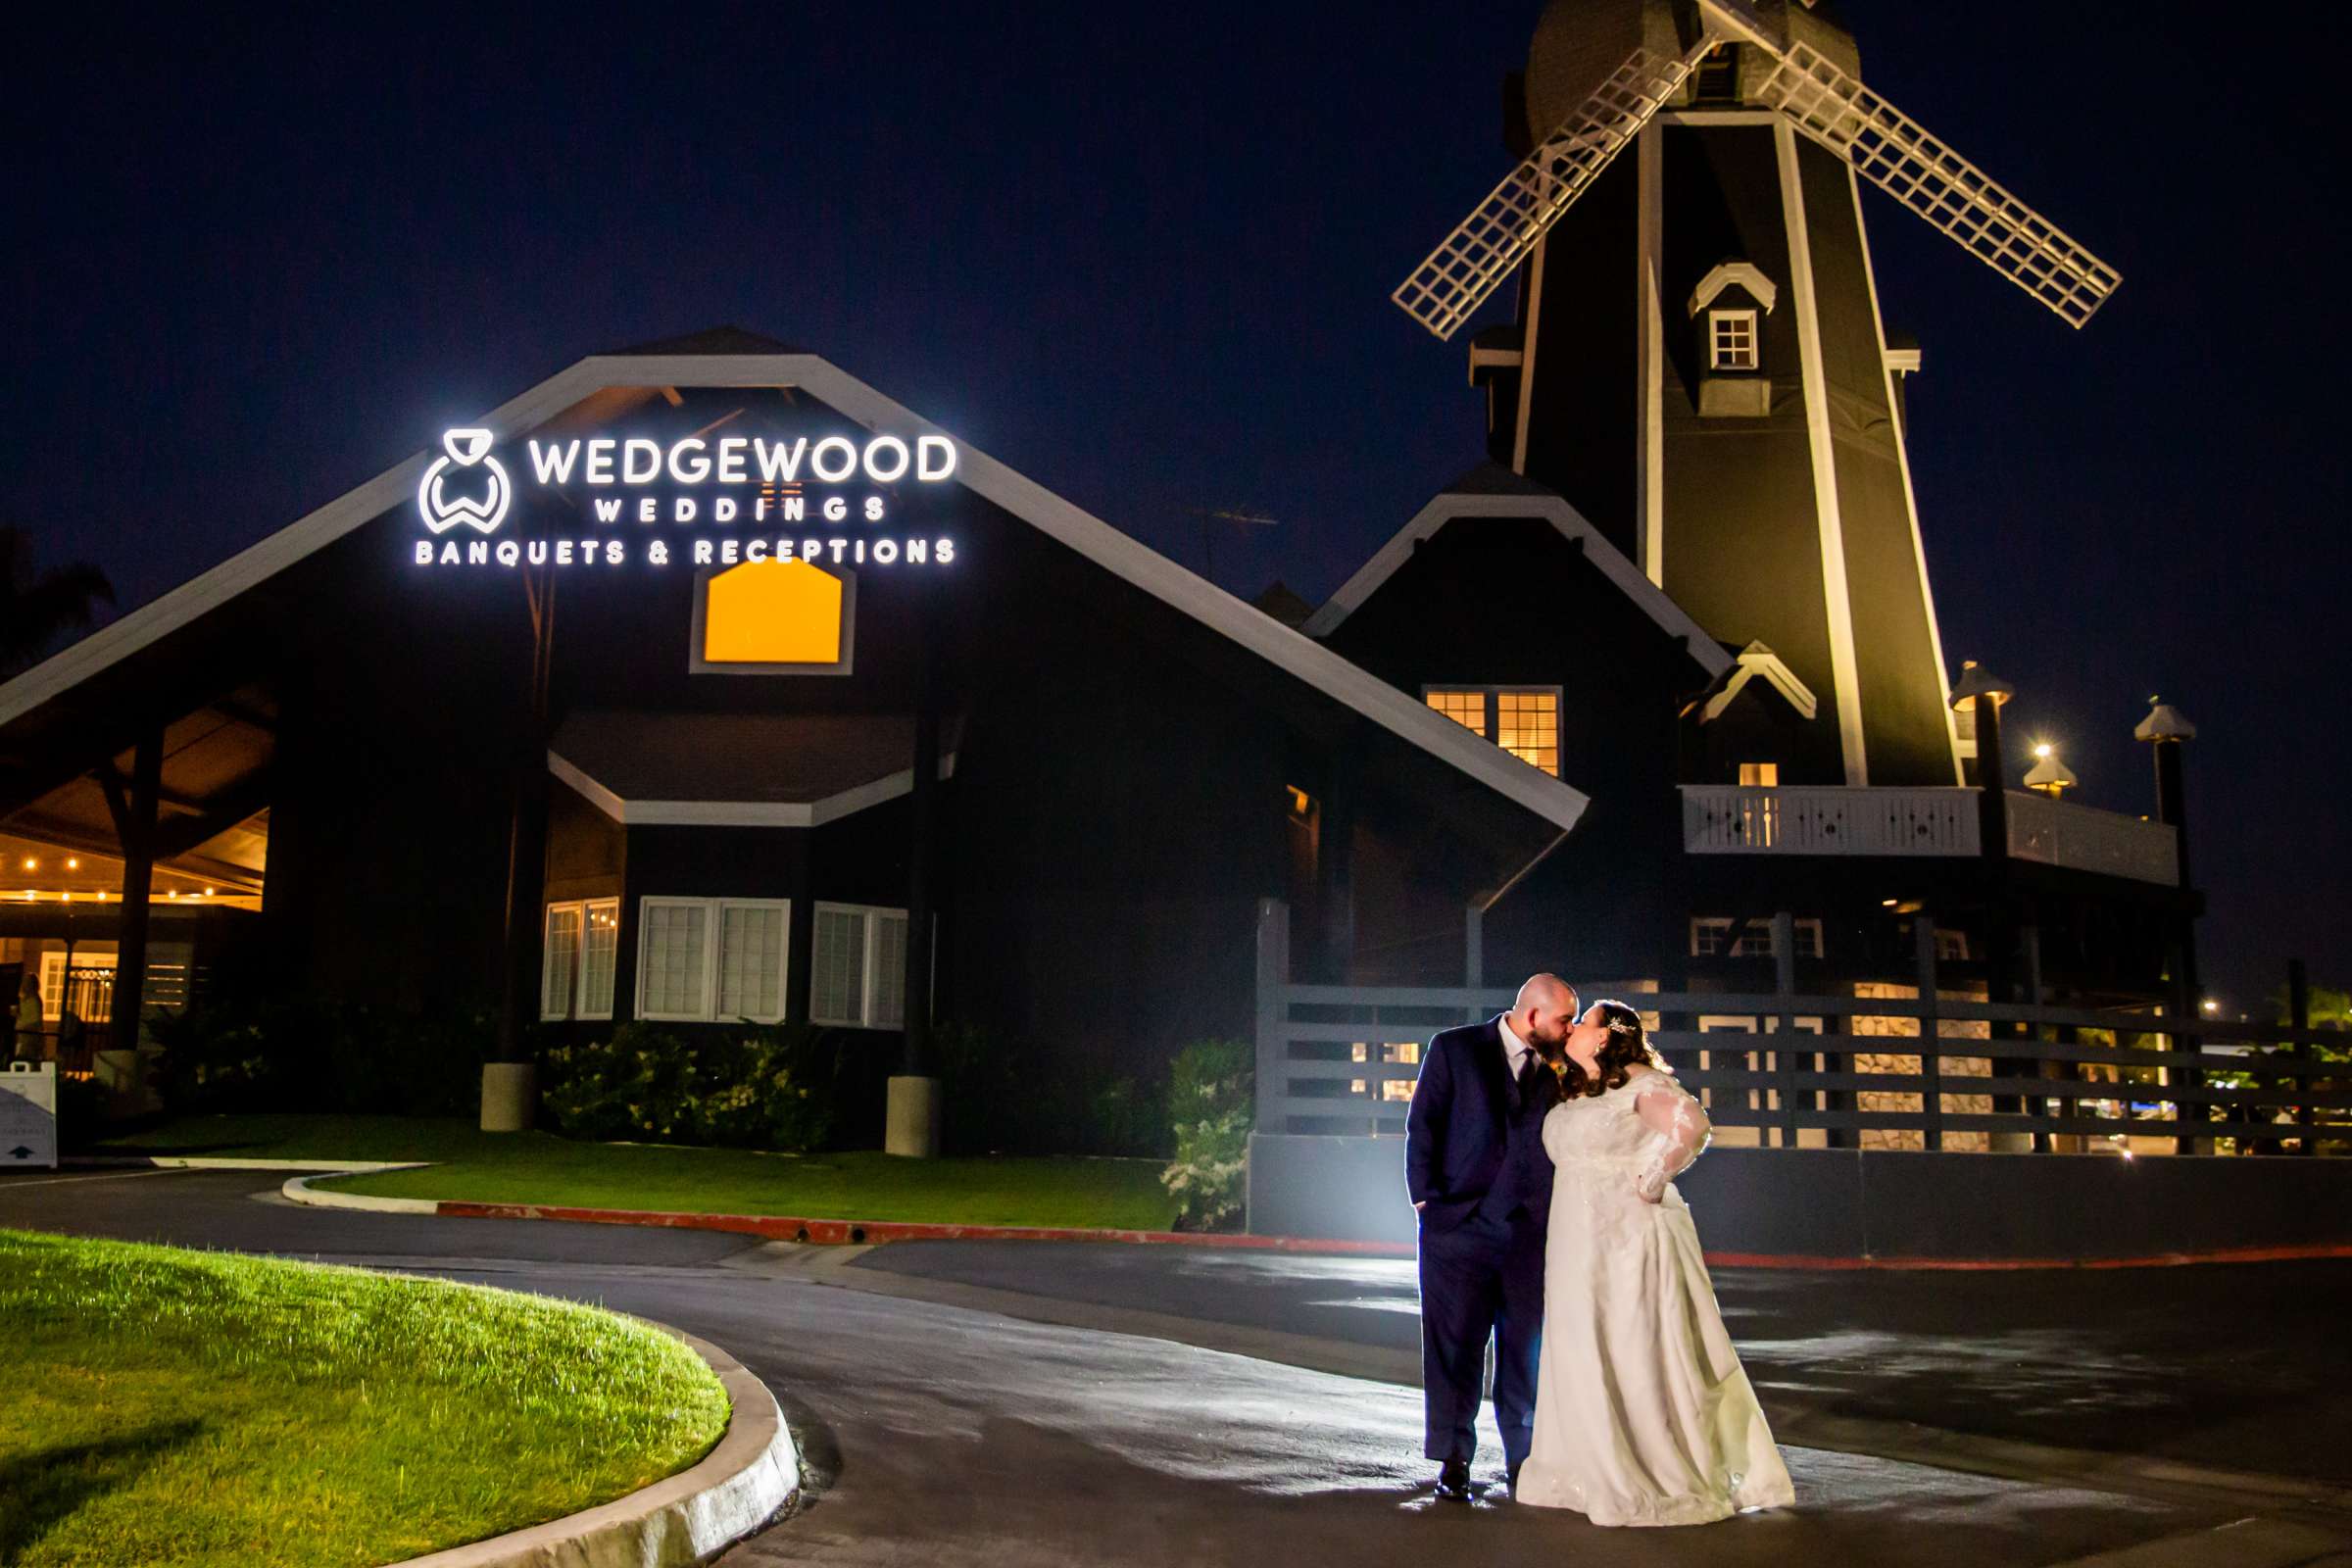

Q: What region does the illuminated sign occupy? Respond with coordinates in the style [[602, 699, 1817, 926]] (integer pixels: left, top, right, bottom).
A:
[[691, 559, 857, 676], [412, 427, 958, 572], [417, 428, 513, 535]]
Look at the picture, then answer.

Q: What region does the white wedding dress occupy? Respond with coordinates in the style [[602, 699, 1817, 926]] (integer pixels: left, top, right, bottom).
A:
[[1514, 1068, 1795, 1526]]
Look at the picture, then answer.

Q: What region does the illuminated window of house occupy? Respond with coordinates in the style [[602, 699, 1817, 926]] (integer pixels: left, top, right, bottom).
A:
[[1425, 689, 1485, 735], [541, 897, 619, 1021], [1738, 761, 1779, 787], [1710, 310, 1758, 371], [1349, 1041, 1423, 1101], [1424, 687, 1561, 777], [1690, 916, 1825, 959]]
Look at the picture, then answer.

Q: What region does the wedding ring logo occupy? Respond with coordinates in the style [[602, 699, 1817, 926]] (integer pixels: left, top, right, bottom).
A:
[[417, 428, 513, 536]]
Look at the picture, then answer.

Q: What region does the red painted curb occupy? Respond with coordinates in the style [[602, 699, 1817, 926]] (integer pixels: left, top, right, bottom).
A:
[[1702, 1243, 2352, 1272], [429, 1200, 1418, 1255], [419, 1199, 2352, 1270]]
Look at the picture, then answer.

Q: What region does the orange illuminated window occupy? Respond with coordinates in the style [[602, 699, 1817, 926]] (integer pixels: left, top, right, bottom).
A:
[[1739, 762, 1780, 787], [1426, 687, 1560, 776]]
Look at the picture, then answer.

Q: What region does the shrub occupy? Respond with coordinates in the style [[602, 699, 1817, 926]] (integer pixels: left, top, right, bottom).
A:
[[1161, 1038, 1252, 1232], [540, 1021, 842, 1152], [930, 1020, 1169, 1157], [149, 997, 501, 1117]]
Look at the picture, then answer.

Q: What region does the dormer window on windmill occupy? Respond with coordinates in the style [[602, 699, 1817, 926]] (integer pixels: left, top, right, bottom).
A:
[[1688, 262, 1779, 418]]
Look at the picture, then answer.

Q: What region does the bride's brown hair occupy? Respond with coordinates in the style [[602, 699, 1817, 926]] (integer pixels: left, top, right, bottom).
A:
[[1550, 1000, 1660, 1100]]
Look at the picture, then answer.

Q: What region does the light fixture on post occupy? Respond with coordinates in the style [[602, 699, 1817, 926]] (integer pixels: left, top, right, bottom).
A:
[[2134, 697, 2198, 883], [1950, 661, 2017, 851], [2025, 743, 2078, 799]]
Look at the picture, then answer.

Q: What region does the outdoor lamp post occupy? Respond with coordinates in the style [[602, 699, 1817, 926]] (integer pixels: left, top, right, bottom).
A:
[[2133, 698, 2198, 886], [2133, 697, 2204, 1152], [1952, 662, 2026, 1147], [1949, 662, 2017, 856]]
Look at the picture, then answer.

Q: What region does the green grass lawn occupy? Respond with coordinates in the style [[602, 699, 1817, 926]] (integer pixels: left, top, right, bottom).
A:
[[101, 1114, 1180, 1230], [0, 1229, 729, 1568]]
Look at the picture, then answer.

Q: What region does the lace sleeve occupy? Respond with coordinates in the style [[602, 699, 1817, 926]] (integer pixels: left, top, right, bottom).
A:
[[1633, 1081, 1710, 1204]]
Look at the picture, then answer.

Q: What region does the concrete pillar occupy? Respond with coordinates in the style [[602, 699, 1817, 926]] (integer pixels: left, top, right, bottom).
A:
[[885, 1075, 942, 1158]]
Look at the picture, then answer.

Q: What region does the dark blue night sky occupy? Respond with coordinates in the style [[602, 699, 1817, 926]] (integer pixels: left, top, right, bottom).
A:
[[8, 2, 2346, 1004]]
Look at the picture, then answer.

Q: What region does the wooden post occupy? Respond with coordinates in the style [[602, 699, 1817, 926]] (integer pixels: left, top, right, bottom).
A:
[[2289, 958, 2313, 1156], [496, 563, 556, 1064], [1916, 912, 1943, 1152], [2023, 922, 2051, 1152], [2169, 938, 2203, 1156], [1313, 762, 1356, 984], [112, 729, 163, 1049], [1253, 898, 1291, 1137], [902, 606, 943, 1077], [1773, 911, 1800, 1149]]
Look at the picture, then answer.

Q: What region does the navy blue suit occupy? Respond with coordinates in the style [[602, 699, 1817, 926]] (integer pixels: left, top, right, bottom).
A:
[[1404, 1015, 1554, 1469]]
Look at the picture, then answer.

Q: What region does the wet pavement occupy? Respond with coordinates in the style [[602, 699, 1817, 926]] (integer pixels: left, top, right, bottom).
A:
[[851, 1239, 2352, 1486], [4, 1167, 2346, 1567]]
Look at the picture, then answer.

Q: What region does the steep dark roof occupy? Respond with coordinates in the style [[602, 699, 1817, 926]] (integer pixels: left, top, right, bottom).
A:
[[550, 710, 949, 804], [1442, 461, 1559, 498], [606, 325, 807, 357], [1250, 580, 1315, 629]]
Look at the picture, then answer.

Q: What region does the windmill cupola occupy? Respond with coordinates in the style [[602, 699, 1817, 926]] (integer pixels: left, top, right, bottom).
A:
[[1522, 0, 1858, 139], [1688, 260, 1778, 416]]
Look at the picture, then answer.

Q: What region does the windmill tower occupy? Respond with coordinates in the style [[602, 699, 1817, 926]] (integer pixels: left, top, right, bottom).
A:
[[1396, 0, 2119, 788]]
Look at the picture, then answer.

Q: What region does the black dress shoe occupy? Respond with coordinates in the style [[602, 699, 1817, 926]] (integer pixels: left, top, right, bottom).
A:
[[1436, 1458, 1471, 1499]]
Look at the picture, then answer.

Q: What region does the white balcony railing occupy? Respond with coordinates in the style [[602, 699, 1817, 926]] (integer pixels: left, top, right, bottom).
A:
[[2005, 789, 2180, 886], [1681, 785, 2181, 886], [1681, 786, 1980, 857]]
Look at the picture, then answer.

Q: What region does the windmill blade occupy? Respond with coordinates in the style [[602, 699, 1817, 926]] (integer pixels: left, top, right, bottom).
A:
[[1394, 42, 1708, 341], [1754, 42, 2121, 327]]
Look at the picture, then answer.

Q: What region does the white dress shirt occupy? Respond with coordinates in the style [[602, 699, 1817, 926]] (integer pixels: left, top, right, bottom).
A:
[[1498, 1015, 1533, 1080]]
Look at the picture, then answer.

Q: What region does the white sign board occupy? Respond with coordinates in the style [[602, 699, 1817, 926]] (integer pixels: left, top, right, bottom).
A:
[[1, 1063, 59, 1170]]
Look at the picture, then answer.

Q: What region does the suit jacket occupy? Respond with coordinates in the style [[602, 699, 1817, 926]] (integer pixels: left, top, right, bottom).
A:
[[1404, 1015, 1556, 1233]]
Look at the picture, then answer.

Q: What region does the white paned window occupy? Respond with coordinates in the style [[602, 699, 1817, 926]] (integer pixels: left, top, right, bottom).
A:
[[717, 901, 791, 1023], [812, 903, 921, 1029], [1690, 916, 1826, 959], [871, 911, 909, 1029], [543, 900, 620, 1020], [579, 899, 619, 1018], [541, 905, 583, 1021], [637, 898, 712, 1020], [1710, 309, 1758, 370], [632, 897, 792, 1022]]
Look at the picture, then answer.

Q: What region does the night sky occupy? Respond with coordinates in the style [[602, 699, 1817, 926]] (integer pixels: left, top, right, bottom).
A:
[[9, 3, 2346, 1007]]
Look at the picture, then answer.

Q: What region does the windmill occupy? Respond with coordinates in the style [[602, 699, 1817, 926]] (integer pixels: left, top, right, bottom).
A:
[[1394, 0, 2120, 790]]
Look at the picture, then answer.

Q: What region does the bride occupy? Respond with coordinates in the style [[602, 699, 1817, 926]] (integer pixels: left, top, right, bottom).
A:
[[1513, 1000, 1795, 1526]]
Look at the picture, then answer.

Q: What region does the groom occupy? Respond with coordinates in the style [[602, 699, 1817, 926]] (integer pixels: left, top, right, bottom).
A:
[[1404, 972, 1578, 1499]]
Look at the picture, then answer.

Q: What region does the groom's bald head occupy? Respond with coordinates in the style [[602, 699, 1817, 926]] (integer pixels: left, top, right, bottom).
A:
[[1511, 973, 1581, 1049]]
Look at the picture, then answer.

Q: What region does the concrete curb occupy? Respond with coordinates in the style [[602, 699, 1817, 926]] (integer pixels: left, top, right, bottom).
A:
[[283, 1172, 443, 1213], [284, 1176, 1414, 1255], [392, 1324, 798, 1568]]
